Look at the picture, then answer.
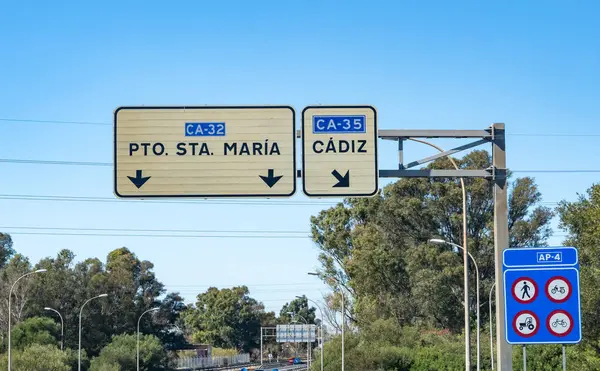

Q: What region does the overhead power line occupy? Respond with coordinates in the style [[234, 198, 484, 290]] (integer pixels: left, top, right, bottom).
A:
[[164, 282, 323, 288], [0, 226, 310, 234], [0, 158, 110, 166], [0, 193, 561, 206], [4, 229, 567, 239], [0, 194, 337, 206], [1, 157, 600, 174], [6, 231, 312, 238], [0, 118, 110, 126], [1, 117, 599, 137]]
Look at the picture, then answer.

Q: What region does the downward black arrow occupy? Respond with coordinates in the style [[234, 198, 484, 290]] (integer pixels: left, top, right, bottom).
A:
[[259, 169, 283, 188], [332, 170, 350, 187], [127, 170, 151, 189]]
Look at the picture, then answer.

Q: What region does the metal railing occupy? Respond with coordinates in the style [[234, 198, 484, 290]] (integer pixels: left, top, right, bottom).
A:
[[175, 353, 250, 369]]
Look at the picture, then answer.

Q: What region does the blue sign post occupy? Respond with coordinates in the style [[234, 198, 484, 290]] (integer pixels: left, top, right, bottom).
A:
[[503, 246, 581, 344]]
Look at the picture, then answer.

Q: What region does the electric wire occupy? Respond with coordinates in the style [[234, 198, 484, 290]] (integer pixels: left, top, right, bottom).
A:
[[0, 194, 337, 206], [2, 117, 600, 137], [0, 225, 310, 234], [2, 157, 600, 174]]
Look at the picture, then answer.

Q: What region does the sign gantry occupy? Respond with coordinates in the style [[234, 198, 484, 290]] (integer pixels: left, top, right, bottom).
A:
[[114, 111, 513, 370]]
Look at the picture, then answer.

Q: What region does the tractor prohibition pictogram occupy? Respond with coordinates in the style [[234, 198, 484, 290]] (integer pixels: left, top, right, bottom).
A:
[[512, 310, 540, 338]]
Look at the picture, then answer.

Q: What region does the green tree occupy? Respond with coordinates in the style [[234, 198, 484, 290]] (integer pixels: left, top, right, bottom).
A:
[[0, 253, 34, 349], [24, 247, 169, 358], [0, 233, 14, 269], [558, 183, 600, 343], [153, 292, 188, 350], [0, 344, 70, 371], [89, 334, 168, 371], [310, 150, 554, 333], [279, 295, 317, 324], [183, 286, 263, 351], [11, 316, 59, 350]]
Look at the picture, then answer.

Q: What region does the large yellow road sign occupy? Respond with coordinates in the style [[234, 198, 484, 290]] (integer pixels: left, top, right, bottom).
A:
[[114, 106, 296, 198], [301, 105, 378, 197]]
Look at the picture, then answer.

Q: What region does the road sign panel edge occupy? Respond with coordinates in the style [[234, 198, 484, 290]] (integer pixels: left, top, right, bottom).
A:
[[300, 105, 379, 197], [502, 246, 578, 268], [113, 105, 297, 198]]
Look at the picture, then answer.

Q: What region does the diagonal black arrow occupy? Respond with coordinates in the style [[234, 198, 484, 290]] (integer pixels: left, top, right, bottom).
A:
[[332, 170, 350, 187], [127, 170, 151, 189], [259, 169, 283, 188]]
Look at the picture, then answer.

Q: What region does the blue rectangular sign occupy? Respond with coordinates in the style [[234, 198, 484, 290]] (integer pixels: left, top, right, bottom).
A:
[[185, 122, 226, 136], [503, 246, 577, 267], [503, 246, 581, 345], [312, 115, 366, 134]]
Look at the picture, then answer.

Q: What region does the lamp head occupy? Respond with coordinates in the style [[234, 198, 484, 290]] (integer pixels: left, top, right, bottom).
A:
[[35, 269, 47, 273], [99, 294, 108, 298], [428, 239, 447, 245], [44, 307, 52, 310]]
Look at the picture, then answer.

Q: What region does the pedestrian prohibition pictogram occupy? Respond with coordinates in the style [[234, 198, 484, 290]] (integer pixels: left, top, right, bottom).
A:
[[511, 278, 538, 303], [503, 246, 581, 344]]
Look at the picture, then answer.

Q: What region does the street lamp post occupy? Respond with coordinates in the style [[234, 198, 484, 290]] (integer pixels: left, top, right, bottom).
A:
[[288, 312, 310, 369], [8, 268, 47, 370], [137, 307, 159, 371], [489, 282, 496, 370], [44, 307, 64, 351], [429, 238, 481, 371], [309, 272, 344, 371], [409, 138, 471, 371], [78, 294, 108, 371], [297, 296, 324, 371]]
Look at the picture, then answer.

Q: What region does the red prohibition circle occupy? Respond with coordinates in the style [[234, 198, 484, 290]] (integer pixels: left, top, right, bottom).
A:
[[546, 310, 574, 337], [512, 310, 540, 338], [545, 276, 573, 303], [511, 277, 538, 304]]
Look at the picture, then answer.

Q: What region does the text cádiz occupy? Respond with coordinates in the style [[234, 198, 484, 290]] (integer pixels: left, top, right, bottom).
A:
[[128, 141, 281, 156], [312, 139, 367, 154]]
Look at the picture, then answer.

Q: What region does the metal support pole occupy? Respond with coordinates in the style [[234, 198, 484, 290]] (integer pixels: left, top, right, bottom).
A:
[[44, 308, 64, 351], [341, 288, 345, 371], [398, 139, 404, 169], [492, 123, 512, 370], [522, 346, 527, 371], [489, 283, 496, 370], [410, 138, 471, 371], [8, 270, 46, 371], [79, 294, 107, 371], [137, 308, 158, 371], [320, 325, 324, 371], [562, 345, 566, 371], [260, 327, 263, 366]]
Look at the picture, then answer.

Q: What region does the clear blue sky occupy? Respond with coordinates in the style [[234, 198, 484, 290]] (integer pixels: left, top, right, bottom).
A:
[[1, 0, 599, 313]]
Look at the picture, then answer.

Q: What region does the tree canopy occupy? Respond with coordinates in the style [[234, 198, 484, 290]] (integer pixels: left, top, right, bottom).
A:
[[558, 183, 600, 343], [310, 150, 554, 332], [279, 295, 317, 325], [88, 334, 169, 371], [182, 286, 264, 352]]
